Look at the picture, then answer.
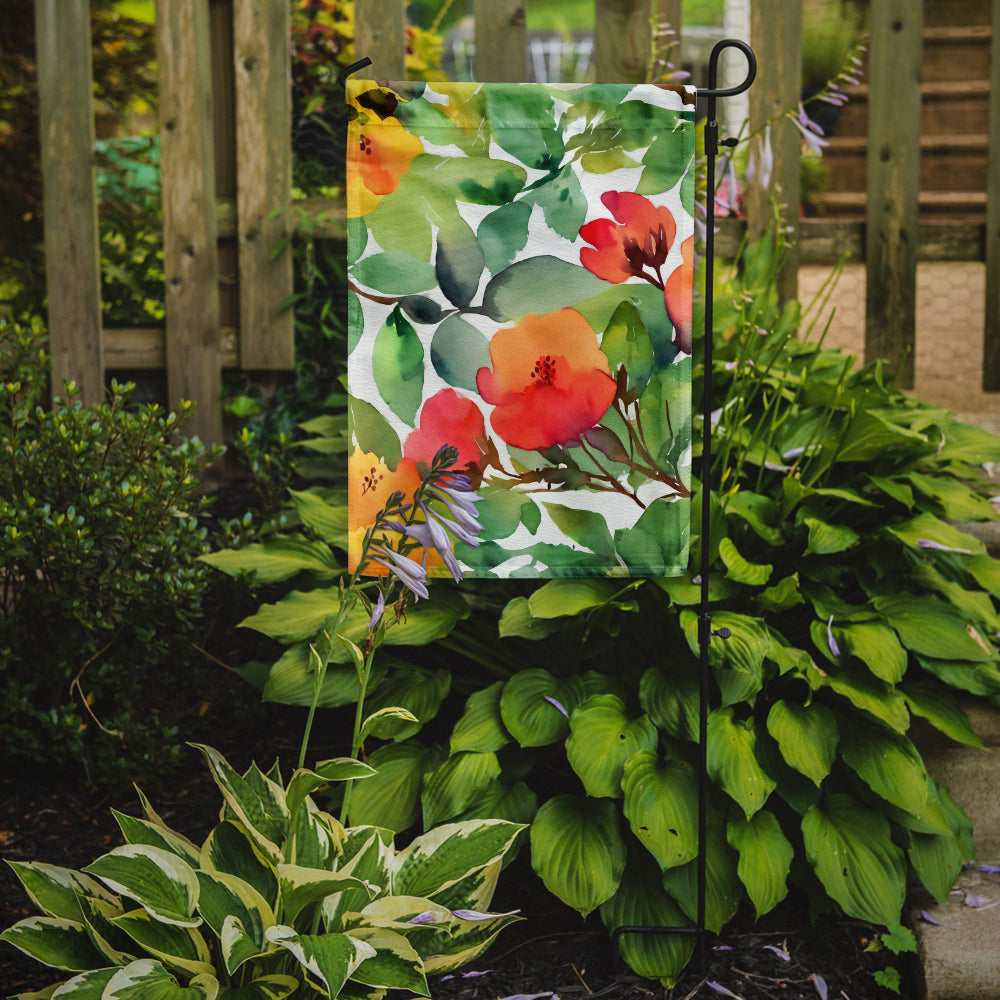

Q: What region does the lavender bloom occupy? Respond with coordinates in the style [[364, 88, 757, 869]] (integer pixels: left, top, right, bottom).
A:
[[451, 908, 521, 921], [367, 590, 385, 630], [917, 538, 973, 554], [407, 911, 438, 925], [791, 104, 828, 156], [544, 695, 569, 718], [812, 974, 828, 1000], [370, 543, 430, 600], [746, 125, 774, 191], [827, 616, 841, 658], [406, 514, 464, 581]]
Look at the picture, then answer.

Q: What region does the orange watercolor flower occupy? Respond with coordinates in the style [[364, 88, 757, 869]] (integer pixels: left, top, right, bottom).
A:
[[403, 389, 486, 478], [579, 191, 678, 285], [476, 309, 617, 452], [347, 102, 423, 218], [665, 235, 694, 355], [348, 448, 421, 573]]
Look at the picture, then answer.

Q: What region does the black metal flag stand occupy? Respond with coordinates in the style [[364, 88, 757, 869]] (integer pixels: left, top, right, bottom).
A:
[[613, 37, 757, 973]]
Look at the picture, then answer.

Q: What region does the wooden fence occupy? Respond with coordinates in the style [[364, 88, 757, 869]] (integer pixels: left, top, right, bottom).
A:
[[34, 0, 1000, 445]]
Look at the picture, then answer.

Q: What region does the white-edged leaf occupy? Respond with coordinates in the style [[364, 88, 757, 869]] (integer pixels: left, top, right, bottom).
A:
[[276, 865, 374, 925], [102, 958, 218, 999], [4, 862, 118, 922], [0, 916, 107, 972], [265, 925, 375, 997], [110, 908, 214, 978]]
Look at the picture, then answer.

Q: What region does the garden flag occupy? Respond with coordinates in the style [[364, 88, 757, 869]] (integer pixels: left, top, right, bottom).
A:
[[347, 80, 695, 580]]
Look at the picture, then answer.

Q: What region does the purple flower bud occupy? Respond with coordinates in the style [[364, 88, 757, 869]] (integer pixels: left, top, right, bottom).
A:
[[827, 616, 841, 658], [544, 695, 569, 717]]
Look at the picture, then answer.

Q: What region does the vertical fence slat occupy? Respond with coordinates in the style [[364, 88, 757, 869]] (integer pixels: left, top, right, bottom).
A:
[[233, 0, 294, 369], [983, 0, 1000, 390], [747, 0, 801, 303], [157, 0, 222, 445], [355, 0, 406, 80], [474, 0, 527, 81], [34, 0, 103, 405], [594, 0, 650, 83], [864, 0, 923, 389]]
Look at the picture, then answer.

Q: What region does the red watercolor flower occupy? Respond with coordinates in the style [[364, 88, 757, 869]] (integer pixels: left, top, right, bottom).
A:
[[579, 191, 678, 285], [404, 388, 486, 475], [665, 235, 694, 355], [476, 309, 617, 452]]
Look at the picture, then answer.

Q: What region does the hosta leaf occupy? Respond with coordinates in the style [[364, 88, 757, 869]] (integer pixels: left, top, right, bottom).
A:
[[874, 594, 995, 662], [497, 596, 563, 639], [802, 517, 859, 556], [345, 926, 428, 994], [265, 926, 375, 998], [566, 695, 658, 798], [393, 820, 524, 900], [808, 661, 910, 732], [199, 536, 340, 584], [421, 751, 502, 828], [362, 667, 451, 740], [215, 975, 299, 1000], [285, 760, 376, 823], [719, 536, 772, 586], [639, 664, 699, 742], [707, 708, 776, 818], [83, 846, 200, 928], [900, 680, 982, 748], [765, 701, 838, 786], [832, 621, 907, 684], [909, 829, 965, 906], [276, 865, 374, 926], [0, 916, 107, 971], [621, 751, 699, 870], [453, 779, 538, 827], [802, 793, 906, 926], [599, 852, 694, 986], [288, 488, 348, 544], [526, 579, 617, 618], [111, 812, 201, 868], [4, 862, 118, 923], [199, 822, 278, 910], [838, 718, 929, 817], [660, 811, 742, 933], [44, 966, 117, 998], [450, 682, 511, 754], [529, 795, 626, 917], [195, 871, 273, 974], [102, 959, 218, 1000], [423, 907, 522, 974], [756, 573, 805, 614], [347, 740, 442, 832], [916, 655, 1000, 697], [499, 670, 585, 747], [886, 511, 985, 556], [727, 811, 793, 917], [110, 909, 214, 978], [680, 610, 770, 706]]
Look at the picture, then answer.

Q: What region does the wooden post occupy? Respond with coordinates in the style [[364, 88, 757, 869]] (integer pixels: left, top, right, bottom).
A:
[[157, 0, 223, 444], [864, 0, 923, 389], [474, 0, 527, 82], [593, 0, 649, 83], [747, 0, 801, 304], [233, 0, 294, 369], [34, 0, 104, 405], [983, 0, 1000, 390], [355, 0, 406, 80]]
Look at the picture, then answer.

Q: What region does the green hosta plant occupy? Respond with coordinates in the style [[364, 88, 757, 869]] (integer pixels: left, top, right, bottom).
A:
[[1, 744, 523, 999], [340, 233, 999, 984]]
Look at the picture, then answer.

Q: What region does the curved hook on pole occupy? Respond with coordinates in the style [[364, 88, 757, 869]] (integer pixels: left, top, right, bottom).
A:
[[337, 56, 373, 90], [703, 38, 756, 98]]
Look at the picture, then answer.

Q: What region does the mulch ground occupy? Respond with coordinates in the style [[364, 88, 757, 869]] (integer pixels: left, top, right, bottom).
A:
[[1, 742, 913, 1000]]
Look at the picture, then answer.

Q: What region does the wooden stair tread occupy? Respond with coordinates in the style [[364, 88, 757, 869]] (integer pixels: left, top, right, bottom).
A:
[[843, 79, 992, 102], [824, 134, 989, 154], [818, 191, 987, 207], [922, 25, 992, 42]]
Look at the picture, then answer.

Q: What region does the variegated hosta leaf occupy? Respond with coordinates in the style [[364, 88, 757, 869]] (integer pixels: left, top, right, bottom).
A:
[[214, 974, 300, 999], [345, 926, 429, 995], [566, 695, 658, 799], [420, 907, 522, 975], [450, 681, 511, 754], [661, 811, 742, 934], [285, 760, 376, 824], [195, 871, 274, 974], [102, 958, 218, 999], [112, 810, 202, 868], [77, 894, 136, 966], [726, 810, 793, 918], [44, 965, 118, 997], [421, 751, 502, 828], [529, 795, 626, 917], [265, 926, 376, 998], [191, 745, 288, 863], [765, 700, 838, 786], [599, 853, 694, 987], [802, 793, 906, 926], [391, 820, 524, 900], [276, 864, 375, 925], [323, 829, 393, 930], [706, 707, 776, 819], [110, 908, 214, 979], [287, 802, 344, 870], [200, 822, 279, 911], [0, 916, 107, 971], [4, 861, 118, 922], [83, 846, 200, 928], [621, 751, 699, 871], [425, 859, 501, 915]]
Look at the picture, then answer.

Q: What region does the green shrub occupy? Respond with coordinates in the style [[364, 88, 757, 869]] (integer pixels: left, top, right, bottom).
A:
[[0, 317, 220, 783], [1, 743, 524, 997], [209, 231, 1000, 985]]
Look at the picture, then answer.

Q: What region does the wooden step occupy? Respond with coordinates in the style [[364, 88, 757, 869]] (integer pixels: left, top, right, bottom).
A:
[[813, 190, 987, 222], [922, 25, 993, 83], [922, 0, 992, 28], [833, 80, 992, 137], [821, 134, 989, 193]]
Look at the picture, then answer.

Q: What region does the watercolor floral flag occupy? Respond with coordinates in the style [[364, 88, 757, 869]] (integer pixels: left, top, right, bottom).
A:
[[347, 80, 695, 580]]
